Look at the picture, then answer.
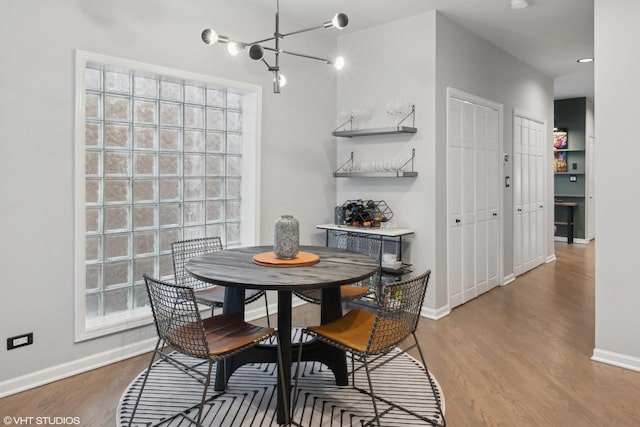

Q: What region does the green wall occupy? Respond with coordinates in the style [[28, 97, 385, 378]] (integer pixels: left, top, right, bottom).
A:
[[554, 97, 586, 240]]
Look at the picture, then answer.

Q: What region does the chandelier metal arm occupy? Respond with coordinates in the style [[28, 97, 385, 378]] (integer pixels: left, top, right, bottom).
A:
[[280, 24, 326, 38], [260, 46, 329, 63], [250, 36, 278, 45], [281, 50, 330, 63], [261, 58, 273, 69]]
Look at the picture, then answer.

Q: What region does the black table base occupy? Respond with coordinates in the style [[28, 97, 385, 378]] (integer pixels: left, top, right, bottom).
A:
[[215, 286, 347, 424]]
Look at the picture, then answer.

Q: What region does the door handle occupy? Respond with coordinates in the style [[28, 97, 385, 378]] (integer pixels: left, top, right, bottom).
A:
[[517, 208, 522, 212], [455, 219, 461, 223], [492, 212, 498, 217], [540, 205, 544, 208]]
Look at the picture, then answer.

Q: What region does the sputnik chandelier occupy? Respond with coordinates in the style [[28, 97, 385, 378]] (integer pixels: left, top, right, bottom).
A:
[[201, 0, 348, 93]]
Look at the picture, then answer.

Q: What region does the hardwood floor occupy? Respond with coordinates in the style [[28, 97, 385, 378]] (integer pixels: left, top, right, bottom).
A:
[[1, 242, 639, 426], [412, 242, 640, 426]]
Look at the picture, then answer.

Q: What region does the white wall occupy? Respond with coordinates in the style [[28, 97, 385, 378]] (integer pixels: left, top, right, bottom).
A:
[[0, 0, 337, 391], [336, 13, 438, 314], [434, 14, 554, 309], [592, 0, 640, 371]]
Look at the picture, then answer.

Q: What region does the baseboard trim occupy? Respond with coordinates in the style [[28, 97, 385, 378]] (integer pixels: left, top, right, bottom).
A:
[[592, 348, 640, 373], [502, 274, 516, 286], [554, 237, 589, 245], [0, 337, 158, 399], [546, 253, 557, 263], [421, 305, 451, 320], [0, 303, 284, 399]]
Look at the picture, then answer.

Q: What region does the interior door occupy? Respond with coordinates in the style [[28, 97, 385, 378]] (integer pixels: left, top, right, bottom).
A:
[[513, 113, 546, 276], [448, 90, 501, 309]]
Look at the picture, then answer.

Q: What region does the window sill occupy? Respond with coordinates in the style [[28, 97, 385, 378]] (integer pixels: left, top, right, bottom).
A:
[[76, 308, 153, 342]]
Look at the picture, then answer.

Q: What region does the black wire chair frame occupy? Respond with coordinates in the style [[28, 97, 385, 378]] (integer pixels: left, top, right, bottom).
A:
[[294, 233, 382, 304], [292, 270, 445, 427], [171, 236, 271, 326], [127, 275, 288, 427]]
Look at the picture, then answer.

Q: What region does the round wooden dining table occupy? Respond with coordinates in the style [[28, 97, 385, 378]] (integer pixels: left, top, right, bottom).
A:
[[186, 245, 378, 424]]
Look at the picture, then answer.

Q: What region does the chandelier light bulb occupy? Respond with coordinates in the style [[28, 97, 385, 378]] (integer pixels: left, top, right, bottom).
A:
[[332, 13, 349, 29], [201, 28, 219, 45], [249, 44, 265, 60], [509, 0, 529, 10], [227, 42, 242, 56], [275, 74, 287, 87], [333, 56, 345, 70]]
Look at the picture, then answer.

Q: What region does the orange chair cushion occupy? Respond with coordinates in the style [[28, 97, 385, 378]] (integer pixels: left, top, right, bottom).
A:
[[339, 285, 370, 300], [308, 309, 376, 353], [202, 314, 275, 356]]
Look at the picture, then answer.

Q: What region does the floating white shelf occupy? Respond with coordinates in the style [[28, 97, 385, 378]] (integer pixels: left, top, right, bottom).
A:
[[332, 126, 417, 138]]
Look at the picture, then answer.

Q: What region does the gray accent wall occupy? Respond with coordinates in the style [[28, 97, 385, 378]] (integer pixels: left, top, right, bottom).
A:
[[554, 97, 587, 240]]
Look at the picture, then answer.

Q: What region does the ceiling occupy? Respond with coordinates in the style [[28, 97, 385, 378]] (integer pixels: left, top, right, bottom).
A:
[[236, 0, 594, 99]]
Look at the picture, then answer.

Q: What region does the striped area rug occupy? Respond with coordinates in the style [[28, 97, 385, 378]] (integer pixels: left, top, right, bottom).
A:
[[118, 333, 445, 426]]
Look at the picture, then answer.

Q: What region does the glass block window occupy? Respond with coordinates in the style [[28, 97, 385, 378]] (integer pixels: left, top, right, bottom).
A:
[[75, 51, 260, 340]]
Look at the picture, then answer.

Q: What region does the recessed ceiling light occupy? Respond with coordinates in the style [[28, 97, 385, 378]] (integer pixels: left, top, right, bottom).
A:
[[510, 0, 529, 9], [577, 57, 594, 63]]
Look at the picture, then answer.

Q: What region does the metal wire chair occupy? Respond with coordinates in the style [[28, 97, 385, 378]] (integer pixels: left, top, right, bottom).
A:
[[292, 270, 445, 427], [294, 233, 382, 304], [128, 275, 287, 427], [171, 237, 271, 326]]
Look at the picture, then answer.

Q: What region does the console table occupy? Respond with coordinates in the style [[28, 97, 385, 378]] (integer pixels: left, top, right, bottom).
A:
[[316, 223, 415, 274], [554, 201, 577, 244]]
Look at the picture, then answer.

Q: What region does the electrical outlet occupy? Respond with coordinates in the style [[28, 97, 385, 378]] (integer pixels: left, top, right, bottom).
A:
[[7, 332, 33, 350], [570, 175, 577, 182]]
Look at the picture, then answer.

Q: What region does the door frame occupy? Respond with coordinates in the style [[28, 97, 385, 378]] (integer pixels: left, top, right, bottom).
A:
[[446, 87, 504, 308], [513, 109, 548, 277]]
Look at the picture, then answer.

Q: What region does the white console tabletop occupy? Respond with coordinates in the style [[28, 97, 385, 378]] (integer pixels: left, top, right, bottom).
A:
[[316, 223, 415, 237]]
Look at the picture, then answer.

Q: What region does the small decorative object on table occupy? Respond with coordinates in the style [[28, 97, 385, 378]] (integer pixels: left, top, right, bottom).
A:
[[274, 215, 299, 259]]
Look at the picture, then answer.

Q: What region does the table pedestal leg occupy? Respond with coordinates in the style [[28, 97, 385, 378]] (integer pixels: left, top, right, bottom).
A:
[[277, 291, 292, 425], [318, 286, 348, 386]]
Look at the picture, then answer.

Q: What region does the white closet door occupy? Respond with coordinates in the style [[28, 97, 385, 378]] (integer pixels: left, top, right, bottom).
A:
[[448, 91, 501, 309], [513, 113, 546, 277], [534, 121, 546, 266], [513, 117, 523, 274], [486, 107, 500, 288], [448, 98, 464, 308], [462, 101, 476, 303], [475, 106, 489, 297]]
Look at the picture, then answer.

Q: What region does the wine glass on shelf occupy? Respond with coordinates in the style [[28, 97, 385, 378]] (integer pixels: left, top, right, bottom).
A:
[[351, 108, 371, 130], [385, 98, 412, 127], [385, 98, 402, 127]]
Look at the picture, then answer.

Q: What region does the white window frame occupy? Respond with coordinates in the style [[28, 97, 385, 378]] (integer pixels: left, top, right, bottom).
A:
[[74, 50, 262, 341]]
